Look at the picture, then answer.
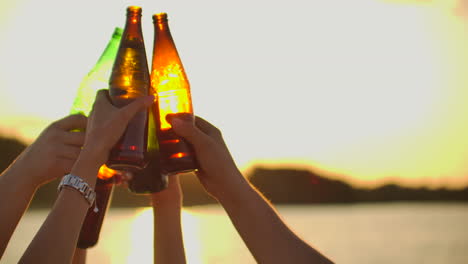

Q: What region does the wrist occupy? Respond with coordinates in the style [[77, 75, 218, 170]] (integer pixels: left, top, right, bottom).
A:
[[151, 195, 182, 209], [57, 174, 97, 208], [207, 170, 248, 202], [215, 176, 253, 206], [5, 152, 44, 189], [80, 142, 108, 166], [70, 151, 102, 188]]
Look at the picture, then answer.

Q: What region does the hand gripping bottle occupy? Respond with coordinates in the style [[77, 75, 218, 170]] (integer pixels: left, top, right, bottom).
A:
[[151, 13, 198, 176], [107, 6, 150, 173]]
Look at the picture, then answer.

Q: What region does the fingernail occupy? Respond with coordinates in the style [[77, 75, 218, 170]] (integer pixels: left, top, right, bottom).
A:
[[170, 117, 183, 127], [167, 113, 193, 127]]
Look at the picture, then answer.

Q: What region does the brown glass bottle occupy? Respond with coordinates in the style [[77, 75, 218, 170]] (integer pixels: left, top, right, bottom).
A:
[[77, 167, 115, 249], [127, 103, 169, 193], [107, 6, 150, 172], [151, 13, 198, 175]]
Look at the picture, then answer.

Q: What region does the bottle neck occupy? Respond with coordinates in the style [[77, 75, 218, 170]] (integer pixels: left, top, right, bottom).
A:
[[151, 12, 185, 73], [153, 13, 170, 32], [124, 8, 144, 42]]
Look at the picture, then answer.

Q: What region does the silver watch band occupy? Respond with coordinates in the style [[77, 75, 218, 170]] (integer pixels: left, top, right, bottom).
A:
[[58, 174, 96, 207]]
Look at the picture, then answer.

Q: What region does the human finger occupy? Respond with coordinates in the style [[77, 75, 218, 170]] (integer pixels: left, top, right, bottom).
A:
[[56, 157, 78, 175], [60, 131, 86, 146], [52, 114, 88, 131], [169, 115, 211, 148], [117, 95, 154, 124], [90, 89, 113, 112], [56, 145, 82, 159], [194, 116, 223, 139]]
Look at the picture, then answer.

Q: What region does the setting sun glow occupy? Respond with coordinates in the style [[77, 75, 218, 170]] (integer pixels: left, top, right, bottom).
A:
[[0, 0, 467, 188]]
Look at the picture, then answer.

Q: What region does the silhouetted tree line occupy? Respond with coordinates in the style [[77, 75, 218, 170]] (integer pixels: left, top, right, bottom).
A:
[[248, 167, 468, 204], [1, 135, 467, 208]]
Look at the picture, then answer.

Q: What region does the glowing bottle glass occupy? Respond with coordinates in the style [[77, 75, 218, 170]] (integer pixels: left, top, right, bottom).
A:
[[151, 13, 198, 175], [107, 6, 150, 172], [70, 28, 122, 248], [127, 106, 168, 193]]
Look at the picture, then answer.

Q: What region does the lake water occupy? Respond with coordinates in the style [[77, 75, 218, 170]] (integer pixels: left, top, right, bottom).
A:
[[2, 202, 468, 264]]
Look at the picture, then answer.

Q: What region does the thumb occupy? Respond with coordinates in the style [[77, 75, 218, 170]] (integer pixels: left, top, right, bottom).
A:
[[168, 114, 208, 148], [118, 95, 155, 124]]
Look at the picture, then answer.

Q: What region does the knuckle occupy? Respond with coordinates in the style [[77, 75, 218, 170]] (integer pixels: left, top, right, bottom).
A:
[[73, 113, 87, 123], [45, 127, 61, 141], [212, 127, 223, 138]]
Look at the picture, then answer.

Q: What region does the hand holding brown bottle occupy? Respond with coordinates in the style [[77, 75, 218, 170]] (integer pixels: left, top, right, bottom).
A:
[[168, 113, 334, 264], [79, 89, 155, 175], [167, 113, 244, 201]]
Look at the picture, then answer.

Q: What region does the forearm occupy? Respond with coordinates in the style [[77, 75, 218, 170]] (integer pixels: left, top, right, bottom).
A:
[[20, 152, 100, 264], [20, 188, 90, 264], [217, 175, 333, 264], [0, 164, 38, 257], [72, 248, 87, 264], [152, 201, 186, 264]]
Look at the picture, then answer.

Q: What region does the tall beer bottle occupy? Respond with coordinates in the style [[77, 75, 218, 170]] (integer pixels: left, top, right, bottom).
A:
[[127, 106, 169, 193], [151, 13, 198, 175], [69, 28, 122, 248], [107, 6, 150, 172]]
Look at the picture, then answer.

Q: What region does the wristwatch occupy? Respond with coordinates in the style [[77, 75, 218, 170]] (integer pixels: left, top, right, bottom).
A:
[[58, 174, 96, 207]]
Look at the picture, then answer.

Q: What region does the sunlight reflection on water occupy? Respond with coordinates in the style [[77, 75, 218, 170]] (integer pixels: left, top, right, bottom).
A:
[[3, 203, 468, 264], [120, 207, 252, 264]]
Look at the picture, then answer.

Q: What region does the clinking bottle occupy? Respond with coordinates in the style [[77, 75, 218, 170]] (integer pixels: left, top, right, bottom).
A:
[[126, 105, 168, 193], [151, 13, 198, 176], [69, 27, 122, 249], [77, 167, 115, 249], [107, 6, 150, 173]]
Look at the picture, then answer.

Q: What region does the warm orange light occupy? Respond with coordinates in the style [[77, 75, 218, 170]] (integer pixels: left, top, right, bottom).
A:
[[152, 63, 192, 129], [98, 164, 117, 180], [123, 75, 131, 87], [170, 152, 187, 159], [161, 139, 180, 144]]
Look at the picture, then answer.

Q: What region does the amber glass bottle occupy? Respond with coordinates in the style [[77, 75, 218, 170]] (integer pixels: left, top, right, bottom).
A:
[[127, 106, 168, 193], [107, 6, 150, 172], [77, 167, 115, 249], [151, 13, 198, 175]]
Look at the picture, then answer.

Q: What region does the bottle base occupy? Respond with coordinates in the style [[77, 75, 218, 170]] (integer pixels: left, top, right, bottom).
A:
[[161, 156, 198, 176], [108, 164, 144, 173]]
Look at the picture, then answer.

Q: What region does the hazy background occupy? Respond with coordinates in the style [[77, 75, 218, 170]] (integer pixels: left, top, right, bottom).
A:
[[1, 1, 468, 263], [1, 0, 468, 189]]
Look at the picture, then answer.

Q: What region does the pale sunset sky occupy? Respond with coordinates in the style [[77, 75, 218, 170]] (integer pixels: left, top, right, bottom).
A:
[[0, 0, 467, 188]]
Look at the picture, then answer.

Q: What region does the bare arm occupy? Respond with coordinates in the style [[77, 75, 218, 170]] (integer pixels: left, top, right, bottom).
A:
[[72, 248, 87, 264], [0, 114, 87, 258], [217, 174, 332, 264], [169, 114, 334, 264], [151, 175, 186, 264], [19, 90, 154, 264]]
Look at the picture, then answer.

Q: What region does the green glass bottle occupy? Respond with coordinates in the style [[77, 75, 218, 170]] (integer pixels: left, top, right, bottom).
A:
[[71, 27, 123, 116], [70, 27, 122, 249]]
